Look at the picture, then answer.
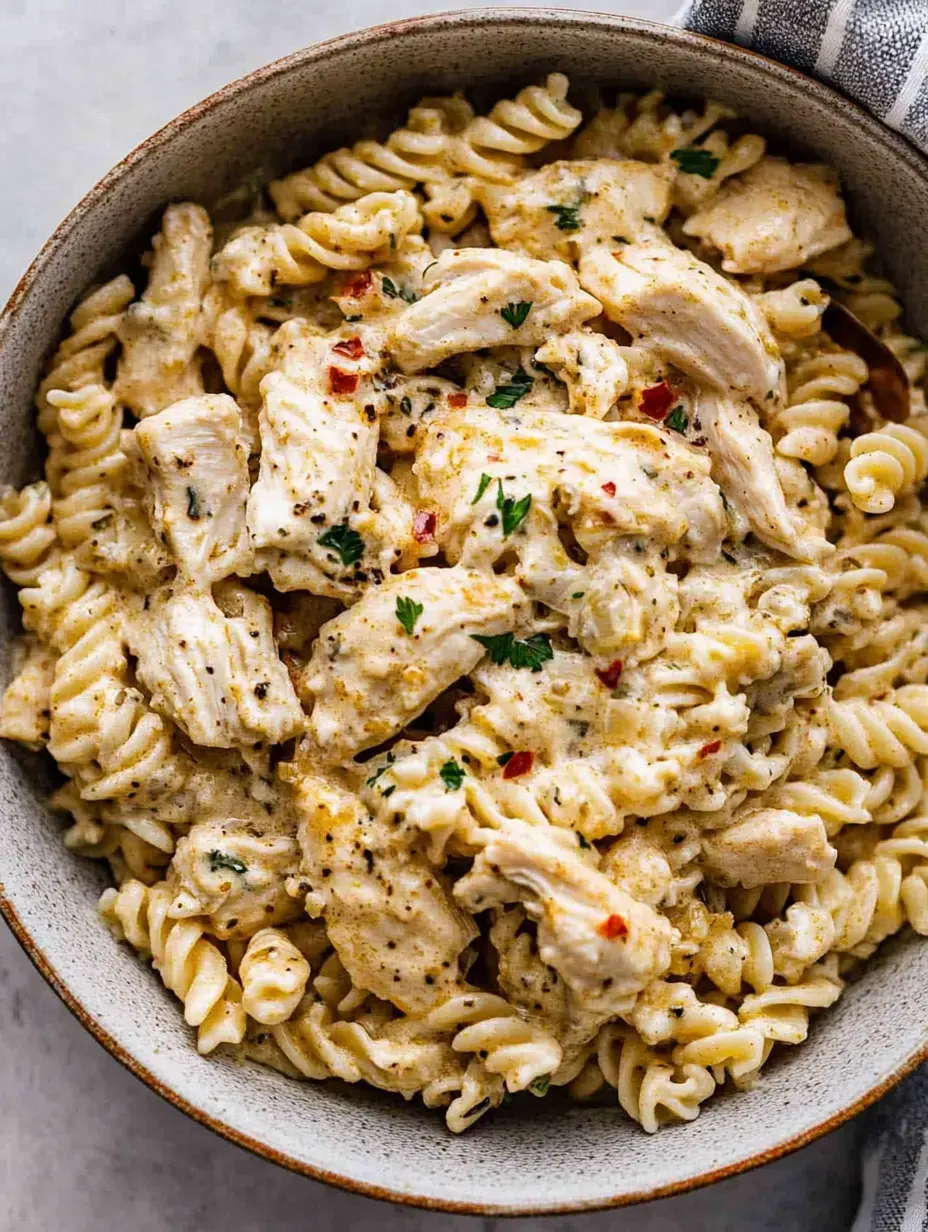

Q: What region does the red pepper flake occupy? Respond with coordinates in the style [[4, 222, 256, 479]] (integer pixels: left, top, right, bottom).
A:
[[598, 914, 628, 939], [639, 382, 675, 420], [341, 270, 372, 298], [413, 510, 437, 542], [332, 336, 364, 360], [329, 367, 359, 395], [698, 739, 722, 758], [601, 481, 616, 497], [595, 660, 624, 689], [502, 750, 534, 779], [448, 392, 468, 408]]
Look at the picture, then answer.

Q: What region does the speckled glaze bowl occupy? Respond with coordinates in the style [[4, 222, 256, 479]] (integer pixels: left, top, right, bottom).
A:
[[2, 9, 928, 1214]]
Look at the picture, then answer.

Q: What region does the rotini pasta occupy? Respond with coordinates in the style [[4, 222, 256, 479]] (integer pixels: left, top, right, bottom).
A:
[[2, 73, 927, 1140]]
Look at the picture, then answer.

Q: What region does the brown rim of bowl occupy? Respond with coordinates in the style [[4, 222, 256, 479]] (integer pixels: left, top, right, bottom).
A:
[[2, 7, 928, 1215]]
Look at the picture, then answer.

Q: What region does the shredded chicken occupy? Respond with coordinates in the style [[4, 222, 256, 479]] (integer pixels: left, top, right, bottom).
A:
[[683, 156, 852, 274], [700, 809, 837, 888], [579, 240, 784, 404], [127, 394, 252, 586], [478, 158, 671, 261], [387, 248, 601, 372]]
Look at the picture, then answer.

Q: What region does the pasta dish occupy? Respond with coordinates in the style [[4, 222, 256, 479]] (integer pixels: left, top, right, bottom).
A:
[[3, 76, 928, 1134]]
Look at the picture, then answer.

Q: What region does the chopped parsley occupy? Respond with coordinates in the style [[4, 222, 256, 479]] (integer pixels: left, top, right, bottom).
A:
[[471, 631, 553, 672], [472, 473, 493, 504], [577, 833, 591, 849], [399, 395, 413, 416], [186, 487, 202, 520], [721, 549, 738, 566], [395, 595, 423, 635], [546, 203, 582, 232], [208, 850, 247, 875], [486, 368, 534, 410], [670, 147, 720, 178], [439, 759, 465, 791], [365, 752, 395, 788], [496, 751, 514, 766], [496, 480, 532, 536], [500, 300, 532, 329], [571, 591, 585, 599], [666, 406, 689, 433], [529, 1074, 551, 1096], [318, 522, 364, 566], [381, 276, 418, 303]]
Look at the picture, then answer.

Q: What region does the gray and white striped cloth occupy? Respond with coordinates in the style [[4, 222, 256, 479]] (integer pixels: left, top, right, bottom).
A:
[[673, 7, 928, 1229], [676, 0, 928, 153]]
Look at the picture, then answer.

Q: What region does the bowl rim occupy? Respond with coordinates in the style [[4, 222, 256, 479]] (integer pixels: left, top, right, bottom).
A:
[[2, 6, 928, 1215]]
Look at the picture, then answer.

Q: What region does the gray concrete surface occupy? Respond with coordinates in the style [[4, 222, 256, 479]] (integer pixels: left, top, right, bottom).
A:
[[0, 1, 865, 1228]]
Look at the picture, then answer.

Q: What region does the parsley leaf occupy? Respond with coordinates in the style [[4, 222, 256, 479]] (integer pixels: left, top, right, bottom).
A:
[[486, 368, 534, 410], [472, 473, 493, 504], [529, 1074, 551, 1096], [395, 595, 423, 635], [365, 753, 395, 788], [439, 759, 465, 791], [208, 850, 247, 875], [496, 480, 532, 536], [577, 833, 591, 849], [496, 751, 514, 766], [318, 522, 364, 566], [509, 632, 554, 671], [670, 147, 720, 178], [186, 487, 202, 520], [500, 301, 532, 328], [471, 631, 553, 672], [381, 276, 418, 303], [399, 395, 413, 416], [546, 203, 582, 231], [666, 406, 689, 433]]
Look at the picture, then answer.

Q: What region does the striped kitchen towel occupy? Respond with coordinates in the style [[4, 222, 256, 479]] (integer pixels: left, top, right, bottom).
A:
[[676, 0, 928, 153], [674, 6, 928, 1226]]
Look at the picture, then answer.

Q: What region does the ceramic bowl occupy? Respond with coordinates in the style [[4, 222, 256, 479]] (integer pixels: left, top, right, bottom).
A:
[[2, 9, 927, 1215]]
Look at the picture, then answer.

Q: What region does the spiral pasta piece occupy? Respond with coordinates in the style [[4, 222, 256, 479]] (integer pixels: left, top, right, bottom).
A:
[[452, 74, 582, 183], [100, 880, 245, 1053], [0, 483, 58, 586], [213, 190, 422, 297], [425, 991, 563, 1092], [35, 275, 135, 423], [827, 685, 928, 768], [200, 287, 275, 409], [269, 96, 471, 219], [597, 1028, 716, 1133], [776, 349, 869, 466], [239, 927, 312, 1024], [45, 385, 127, 547], [844, 424, 928, 514]]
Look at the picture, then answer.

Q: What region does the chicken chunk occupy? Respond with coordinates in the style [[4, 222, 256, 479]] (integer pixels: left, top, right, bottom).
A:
[[170, 820, 301, 938], [478, 158, 672, 262], [0, 637, 56, 749], [683, 157, 852, 275], [579, 240, 784, 404], [116, 203, 212, 417], [291, 773, 477, 1014], [697, 391, 831, 562], [129, 581, 303, 748], [299, 564, 526, 761], [534, 331, 630, 418], [246, 367, 388, 596], [414, 407, 726, 568], [387, 248, 601, 373], [700, 808, 837, 888], [455, 816, 674, 1016], [127, 394, 252, 586]]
